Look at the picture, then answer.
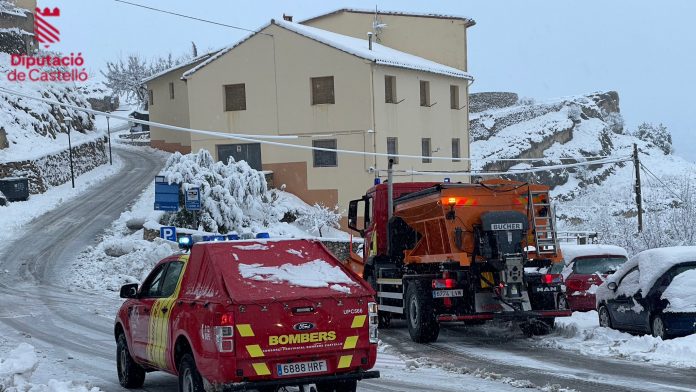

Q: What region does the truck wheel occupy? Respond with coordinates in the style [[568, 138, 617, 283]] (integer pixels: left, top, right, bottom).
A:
[[405, 280, 439, 343], [178, 353, 205, 392], [116, 334, 145, 388], [316, 380, 357, 392]]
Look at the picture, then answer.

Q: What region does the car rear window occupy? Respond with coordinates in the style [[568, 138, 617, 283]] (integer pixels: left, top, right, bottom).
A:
[[573, 256, 627, 274]]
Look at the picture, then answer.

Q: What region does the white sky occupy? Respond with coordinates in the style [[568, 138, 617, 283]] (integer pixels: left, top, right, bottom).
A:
[[50, 0, 696, 161]]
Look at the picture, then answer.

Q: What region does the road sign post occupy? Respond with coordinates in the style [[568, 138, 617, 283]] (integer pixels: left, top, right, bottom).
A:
[[185, 187, 201, 211]]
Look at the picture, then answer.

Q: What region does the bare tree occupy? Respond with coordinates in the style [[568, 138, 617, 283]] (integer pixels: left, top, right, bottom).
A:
[[101, 54, 150, 108]]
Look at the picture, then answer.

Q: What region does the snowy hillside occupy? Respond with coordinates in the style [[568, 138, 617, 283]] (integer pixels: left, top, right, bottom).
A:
[[0, 53, 99, 163], [471, 91, 696, 253]]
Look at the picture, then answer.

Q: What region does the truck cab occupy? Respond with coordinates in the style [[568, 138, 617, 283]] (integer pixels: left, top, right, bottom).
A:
[[115, 239, 379, 392]]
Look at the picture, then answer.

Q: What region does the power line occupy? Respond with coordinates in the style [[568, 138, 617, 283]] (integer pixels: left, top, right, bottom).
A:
[[640, 162, 684, 202], [0, 86, 630, 170], [114, 0, 271, 35]]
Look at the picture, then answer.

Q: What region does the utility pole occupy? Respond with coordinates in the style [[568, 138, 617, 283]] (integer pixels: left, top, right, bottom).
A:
[[107, 116, 113, 165], [633, 143, 643, 232], [65, 117, 75, 188]]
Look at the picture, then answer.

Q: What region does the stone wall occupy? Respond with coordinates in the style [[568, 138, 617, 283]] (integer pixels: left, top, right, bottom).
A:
[[469, 92, 519, 113], [0, 136, 109, 193]]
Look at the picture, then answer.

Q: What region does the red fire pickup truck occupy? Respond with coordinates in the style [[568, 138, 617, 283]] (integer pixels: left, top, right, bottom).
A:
[[114, 238, 379, 392]]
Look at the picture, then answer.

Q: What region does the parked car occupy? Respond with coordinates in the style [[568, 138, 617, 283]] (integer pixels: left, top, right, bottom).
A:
[[561, 244, 629, 311], [596, 246, 696, 339]]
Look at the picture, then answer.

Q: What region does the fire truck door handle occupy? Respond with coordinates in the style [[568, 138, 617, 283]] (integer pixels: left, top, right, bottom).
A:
[[161, 307, 168, 314]]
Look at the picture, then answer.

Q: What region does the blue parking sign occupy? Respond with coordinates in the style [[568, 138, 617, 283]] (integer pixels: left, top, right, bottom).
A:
[[160, 226, 177, 242]]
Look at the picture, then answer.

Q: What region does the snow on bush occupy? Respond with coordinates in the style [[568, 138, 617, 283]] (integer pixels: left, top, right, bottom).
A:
[[0, 343, 101, 391], [159, 149, 282, 234], [296, 203, 342, 237], [661, 269, 696, 313]]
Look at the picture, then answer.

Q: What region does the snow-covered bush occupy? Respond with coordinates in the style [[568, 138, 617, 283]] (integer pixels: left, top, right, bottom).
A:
[[296, 203, 342, 237], [518, 96, 535, 105], [159, 149, 282, 234], [632, 122, 673, 155]]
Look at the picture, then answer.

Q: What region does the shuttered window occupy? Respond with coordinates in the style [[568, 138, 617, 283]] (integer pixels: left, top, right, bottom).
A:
[[387, 137, 399, 164], [224, 83, 246, 111], [311, 76, 335, 105], [313, 139, 337, 167], [385, 75, 397, 103], [450, 85, 459, 109], [420, 80, 430, 107], [169, 82, 175, 99], [452, 138, 461, 162], [421, 138, 431, 163]]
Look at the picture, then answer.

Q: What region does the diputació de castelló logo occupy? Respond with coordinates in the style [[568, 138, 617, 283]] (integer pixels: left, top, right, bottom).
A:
[[6, 6, 88, 82]]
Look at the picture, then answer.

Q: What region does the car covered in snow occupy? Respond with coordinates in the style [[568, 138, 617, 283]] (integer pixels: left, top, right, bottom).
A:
[[114, 238, 379, 391], [561, 244, 628, 311], [595, 246, 696, 339]]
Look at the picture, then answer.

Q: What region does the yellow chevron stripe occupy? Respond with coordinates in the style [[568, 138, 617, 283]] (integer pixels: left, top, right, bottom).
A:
[[236, 324, 254, 337], [252, 363, 271, 376], [351, 315, 366, 328], [343, 336, 358, 350], [246, 344, 264, 358], [337, 355, 353, 369]]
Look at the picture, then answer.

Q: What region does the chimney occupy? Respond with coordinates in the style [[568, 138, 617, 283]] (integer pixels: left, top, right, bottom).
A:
[[367, 32, 373, 50], [283, 13, 293, 22]]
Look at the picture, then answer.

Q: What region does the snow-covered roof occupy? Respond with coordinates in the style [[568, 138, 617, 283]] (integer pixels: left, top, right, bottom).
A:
[[184, 20, 472, 80], [560, 244, 628, 263], [300, 8, 475, 26], [141, 50, 218, 84]]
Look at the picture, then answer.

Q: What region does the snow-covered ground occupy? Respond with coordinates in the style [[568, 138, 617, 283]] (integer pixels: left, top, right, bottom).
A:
[[535, 311, 696, 368], [0, 344, 102, 392], [0, 156, 124, 253]]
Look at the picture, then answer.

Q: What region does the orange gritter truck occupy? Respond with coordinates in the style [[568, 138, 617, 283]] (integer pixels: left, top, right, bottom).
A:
[[347, 178, 572, 342]]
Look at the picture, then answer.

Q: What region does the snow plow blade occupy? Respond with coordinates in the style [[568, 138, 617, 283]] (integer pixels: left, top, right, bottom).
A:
[[437, 309, 572, 322]]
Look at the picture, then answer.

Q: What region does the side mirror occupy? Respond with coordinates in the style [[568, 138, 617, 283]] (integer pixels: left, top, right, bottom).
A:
[[607, 282, 618, 291], [120, 283, 139, 299], [347, 199, 365, 236]]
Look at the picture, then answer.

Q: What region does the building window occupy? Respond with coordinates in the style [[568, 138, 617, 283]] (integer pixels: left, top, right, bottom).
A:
[[452, 138, 461, 162], [421, 138, 431, 163], [224, 83, 246, 111], [385, 75, 397, 104], [420, 80, 430, 107], [148, 89, 154, 106], [387, 137, 399, 164], [313, 139, 337, 167], [450, 85, 459, 109], [311, 76, 335, 105], [169, 82, 175, 99]]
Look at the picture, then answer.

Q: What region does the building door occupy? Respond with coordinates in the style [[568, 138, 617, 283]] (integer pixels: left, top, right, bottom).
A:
[[217, 143, 262, 170]]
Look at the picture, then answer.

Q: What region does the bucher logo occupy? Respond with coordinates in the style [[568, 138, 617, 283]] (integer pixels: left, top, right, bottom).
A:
[[293, 322, 315, 331], [34, 7, 61, 48]]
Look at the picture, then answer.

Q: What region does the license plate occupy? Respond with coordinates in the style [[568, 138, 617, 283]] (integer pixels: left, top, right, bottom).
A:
[[433, 289, 464, 298], [276, 360, 327, 377], [534, 286, 559, 293]]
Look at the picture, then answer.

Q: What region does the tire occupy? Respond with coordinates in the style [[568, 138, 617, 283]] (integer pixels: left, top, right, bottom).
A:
[[598, 305, 613, 329], [366, 273, 391, 329], [178, 353, 205, 392], [316, 380, 357, 392], [651, 314, 668, 339], [116, 334, 145, 389], [405, 280, 440, 343]]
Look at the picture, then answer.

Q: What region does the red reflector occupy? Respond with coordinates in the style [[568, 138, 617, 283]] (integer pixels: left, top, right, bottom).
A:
[[543, 274, 553, 284], [220, 313, 234, 325], [445, 278, 455, 288]]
